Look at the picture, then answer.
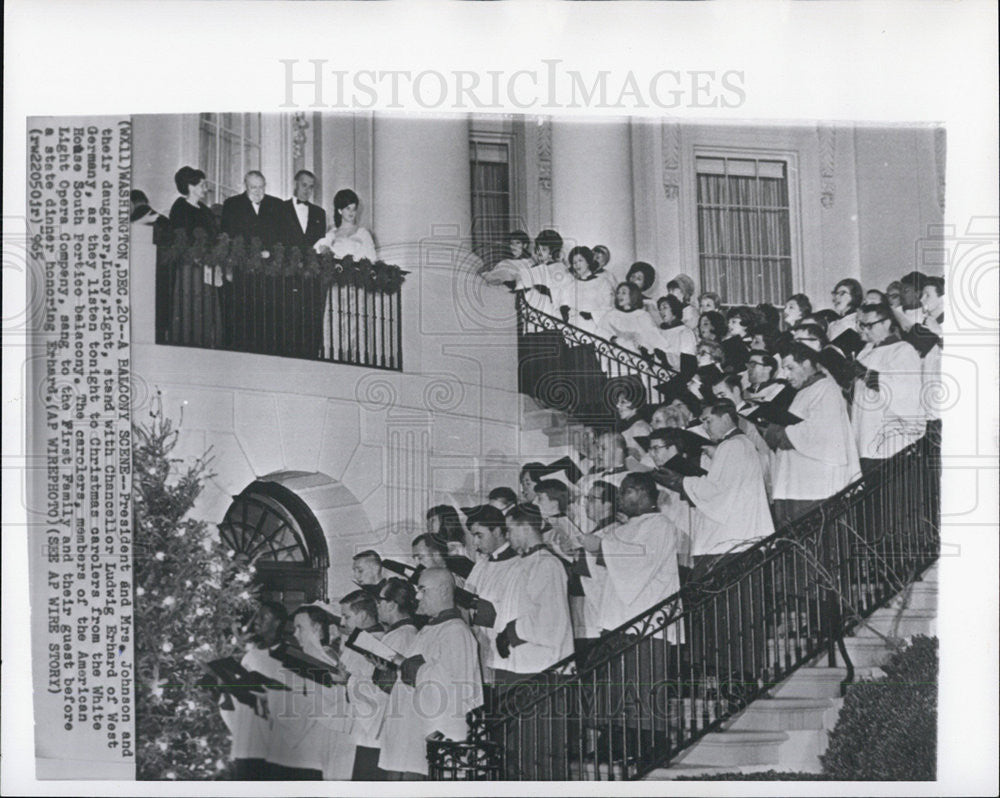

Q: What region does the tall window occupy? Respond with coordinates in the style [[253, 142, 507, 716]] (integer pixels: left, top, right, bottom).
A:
[[198, 113, 262, 207], [470, 139, 513, 267], [218, 481, 328, 610], [696, 155, 793, 306]]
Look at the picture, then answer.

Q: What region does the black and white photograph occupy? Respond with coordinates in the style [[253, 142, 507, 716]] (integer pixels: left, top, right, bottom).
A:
[[3, 1, 998, 795]]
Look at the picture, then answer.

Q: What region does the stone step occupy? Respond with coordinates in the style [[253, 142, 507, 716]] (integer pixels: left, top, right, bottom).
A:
[[675, 730, 789, 767], [727, 697, 834, 732], [646, 762, 798, 779], [841, 635, 895, 668], [853, 608, 937, 639], [770, 666, 848, 699], [885, 580, 938, 612], [774, 729, 830, 772]]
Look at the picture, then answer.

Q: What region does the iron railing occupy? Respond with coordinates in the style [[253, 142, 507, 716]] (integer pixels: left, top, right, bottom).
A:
[[428, 433, 939, 780], [516, 293, 678, 424], [155, 231, 406, 371]]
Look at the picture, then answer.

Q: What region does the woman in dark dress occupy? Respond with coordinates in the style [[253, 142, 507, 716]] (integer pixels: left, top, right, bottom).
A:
[[168, 166, 222, 347]]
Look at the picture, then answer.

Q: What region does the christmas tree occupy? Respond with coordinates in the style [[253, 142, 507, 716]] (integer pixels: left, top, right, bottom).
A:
[[133, 398, 259, 780]]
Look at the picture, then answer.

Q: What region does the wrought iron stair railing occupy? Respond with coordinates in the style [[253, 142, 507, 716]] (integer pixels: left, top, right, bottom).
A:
[[515, 293, 679, 424], [428, 433, 940, 780]]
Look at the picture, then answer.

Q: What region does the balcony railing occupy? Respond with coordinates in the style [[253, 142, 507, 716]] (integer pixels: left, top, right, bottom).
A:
[[155, 230, 407, 371], [516, 293, 678, 424], [428, 433, 940, 780]]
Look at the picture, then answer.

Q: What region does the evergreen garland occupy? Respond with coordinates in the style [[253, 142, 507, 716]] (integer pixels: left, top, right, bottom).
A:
[[133, 398, 259, 780]]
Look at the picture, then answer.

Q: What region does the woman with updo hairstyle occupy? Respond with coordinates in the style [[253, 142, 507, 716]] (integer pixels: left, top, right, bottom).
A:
[[168, 166, 223, 347], [372, 577, 423, 780], [314, 188, 377, 360], [697, 309, 727, 344], [601, 281, 670, 359], [783, 293, 812, 328], [556, 244, 615, 334]]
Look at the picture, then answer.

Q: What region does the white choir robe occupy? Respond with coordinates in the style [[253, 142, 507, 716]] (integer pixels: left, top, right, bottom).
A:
[[658, 491, 694, 570], [656, 323, 698, 371], [265, 646, 353, 776], [496, 547, 574, 673], [375, 620, 421, 774], [827, 311, 858, 343], [515, 259, 561, 316], [921, 341, 942, 422], [600, 307, 667, 355], [554, 272, 615, 336], [579, 525, 612, 640], [396, 613, 484, 776], [342, 633, 389, 751], [773, 375, 861, 501], [598, 511, 683, 642], [220, 645, 282, 762], [464, 544, 520, 680], [682, 432, 775, 557], [853, 340, 926, 458], [737, 413, 774, 501]]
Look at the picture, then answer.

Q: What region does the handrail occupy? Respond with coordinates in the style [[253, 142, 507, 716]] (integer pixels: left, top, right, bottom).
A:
[[428, 433, 940, 780], [516, 293, 678, 423]]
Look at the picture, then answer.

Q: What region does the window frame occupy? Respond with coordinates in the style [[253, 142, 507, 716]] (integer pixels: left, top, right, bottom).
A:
[[198, 112, 263, 206], [469, 127, 522, 267]]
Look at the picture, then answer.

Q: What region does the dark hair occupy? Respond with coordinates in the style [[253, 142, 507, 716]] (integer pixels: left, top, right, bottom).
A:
[[747, 349, 778, 376], [924, 276, 945, 296], [519, 461, 546, 482], [535, 229, 563, 260], [785, 342, 821, 368], [425, 505, 465, 545], [659, 426, 694, 457], [859, 302, 898, 332], [174, 166, 206, 196], [507, 507, 544, 535], [665, 279, 681, 292], [708, 398, 740, 425], [726, 306, 757, 331], [619, 471, 658, 506], [258, 599, 289, 624], [509, 230, 532, 250], [592, 244, 610, 261], [567, 246, 597, 277], [339, 589, 377, 622], [716, 373, 744, 397], [607, 375, 647, 410], [488, 486, 518, 506], [865, 289, 889, 305], [588, 480, 618, 508], [755, 303, 780, 328], [786, 293, 813, 318], [533, 479, 569, 514], [900, 271, 928, 291], [293, 169, 316, 182], [834, 279, 864, 314], [293, 604, 331, 631], [699, 310, 727, 341], [626, 261, 656, 292], [614, 281, 644, 312], [412, 532, 448, 558], [379, 577, 417, 616], [793, 321, 830, 347], [352, 549, 381, 565], [749, 323, 779, 352], [130, 189, 149, 205], [809, 310, 840, 333], [658, 293, 685, 321], [333, 188, 361, 227]]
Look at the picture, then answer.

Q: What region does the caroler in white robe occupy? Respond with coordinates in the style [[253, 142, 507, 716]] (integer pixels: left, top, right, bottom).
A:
[[578, 521, 613, 641], [852, 338, 926, 459], [656, 322, 698, 371], [772, 374, 861, 502], [219, 643, 282, 766], [682, 430, 775, 557], [520, 259, 573, 318], [552, 271, 616, 336], [494, 545, 574, 674], [463, 543, 520, 681], [342, 629, 390, 756], [264, 644, 353, 778], [374, 618, 421, 774], [601, 306, 668, 356], [598, 511, 683, 642], [395, 610, 484, 776]]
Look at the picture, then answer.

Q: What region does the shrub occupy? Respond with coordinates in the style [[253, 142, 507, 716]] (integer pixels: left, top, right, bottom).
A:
[[820, 635, 938, 780]]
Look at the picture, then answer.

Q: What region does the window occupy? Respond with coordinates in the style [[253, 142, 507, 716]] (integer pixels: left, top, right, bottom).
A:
[[470, 138, 513, 267], [696, 156, 793, 306], [218, 481, 328, 609], [198, 113, 262, 206]]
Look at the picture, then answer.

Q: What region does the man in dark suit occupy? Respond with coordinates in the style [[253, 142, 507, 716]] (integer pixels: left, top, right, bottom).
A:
[[221, 171, 284, 350], [273, 170, 327, 358]]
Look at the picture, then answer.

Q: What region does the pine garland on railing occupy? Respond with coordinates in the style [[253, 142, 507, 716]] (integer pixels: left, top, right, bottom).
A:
[[160, 229, 409, 294]]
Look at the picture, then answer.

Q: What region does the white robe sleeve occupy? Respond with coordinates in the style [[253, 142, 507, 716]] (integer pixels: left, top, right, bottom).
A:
[[512, 556, 570, 646], [785, 379, 853, 466]]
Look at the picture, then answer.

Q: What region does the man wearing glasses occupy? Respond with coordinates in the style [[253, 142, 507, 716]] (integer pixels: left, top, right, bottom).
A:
[[852, 303, 926, 473]]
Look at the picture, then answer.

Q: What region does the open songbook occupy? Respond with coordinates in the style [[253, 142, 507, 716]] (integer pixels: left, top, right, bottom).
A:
[[345, 628, 404, 668], [197, 656, 289, 708], [453, 587, 498, 627], [742, 403, 803, 427], [381, 559, 418, 578], [661, 454, 708, 477], [271, 643, 342, 687]]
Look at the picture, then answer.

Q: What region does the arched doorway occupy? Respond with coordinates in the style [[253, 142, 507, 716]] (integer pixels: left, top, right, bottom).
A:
[[218, 480, 329, 612]]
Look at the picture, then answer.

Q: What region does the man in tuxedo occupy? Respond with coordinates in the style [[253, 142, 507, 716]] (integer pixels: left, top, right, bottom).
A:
[[221, 171, 284, 349], [273, 170, 327, 357]]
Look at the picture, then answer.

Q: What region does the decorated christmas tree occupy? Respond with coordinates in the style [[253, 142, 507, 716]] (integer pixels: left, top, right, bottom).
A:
[[133, 398, 259, 780]]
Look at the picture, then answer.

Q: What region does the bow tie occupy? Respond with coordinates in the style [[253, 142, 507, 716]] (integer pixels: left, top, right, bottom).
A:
[[295, 199, 307, 205]]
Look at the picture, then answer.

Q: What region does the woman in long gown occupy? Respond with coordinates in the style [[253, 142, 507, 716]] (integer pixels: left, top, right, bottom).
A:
[[556, 246, 615, 336], [314, 189, 378, 362], [167, 166, 222, 347]]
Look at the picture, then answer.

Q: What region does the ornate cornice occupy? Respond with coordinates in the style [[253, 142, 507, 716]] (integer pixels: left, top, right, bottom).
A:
[[292, 112, 310, 171], [537, 117, 552, 194]]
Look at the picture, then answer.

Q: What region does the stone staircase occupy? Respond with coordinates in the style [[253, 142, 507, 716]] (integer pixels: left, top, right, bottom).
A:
[[646, 562, 939, 779]]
